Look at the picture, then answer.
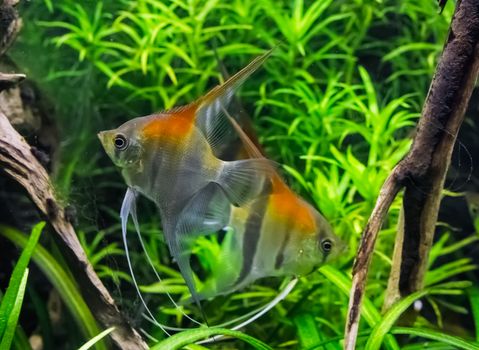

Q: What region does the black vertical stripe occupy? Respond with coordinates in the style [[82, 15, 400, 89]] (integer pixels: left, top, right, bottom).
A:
[[234, 199, 268, 286]]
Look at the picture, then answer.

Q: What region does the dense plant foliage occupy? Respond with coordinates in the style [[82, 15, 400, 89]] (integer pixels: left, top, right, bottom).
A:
[[2, 0, 478, 349]]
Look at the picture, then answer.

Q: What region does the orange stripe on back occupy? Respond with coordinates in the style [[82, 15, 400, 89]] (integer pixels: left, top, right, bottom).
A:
[[142, 104, 197, 141], [269, 187, 316, 236]]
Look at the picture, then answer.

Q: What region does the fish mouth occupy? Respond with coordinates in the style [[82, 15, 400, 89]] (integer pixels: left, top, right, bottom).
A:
[[97, 131, 106, 143], [97, 130, 113, 149], [97, 130, 114, 156]]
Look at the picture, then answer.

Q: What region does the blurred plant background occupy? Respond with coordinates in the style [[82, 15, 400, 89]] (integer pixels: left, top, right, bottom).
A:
[[1, 0, 479, 349]]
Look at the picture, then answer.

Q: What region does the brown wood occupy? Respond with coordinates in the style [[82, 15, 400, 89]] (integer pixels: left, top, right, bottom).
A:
[[397, 1, 479, 297], [0, 2, 148, 348], [0, 72, 25, 90], [0, 0, 21, 55], [344, 0, 479, 348], [0, 110, 148, 349]]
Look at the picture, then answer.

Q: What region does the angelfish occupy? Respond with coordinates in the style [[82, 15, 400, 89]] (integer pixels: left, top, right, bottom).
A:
[[98, 50, 274, 313], [174, 116, 343, 301]]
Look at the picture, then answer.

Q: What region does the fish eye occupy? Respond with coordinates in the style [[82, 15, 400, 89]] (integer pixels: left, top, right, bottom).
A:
[[114, 134, 128, 151], [321, 239, 333, 253]]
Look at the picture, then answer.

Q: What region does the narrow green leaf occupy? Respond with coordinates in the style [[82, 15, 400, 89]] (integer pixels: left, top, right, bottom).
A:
[[366, 283, 471, 350], [469, 287, 479, 341], [366, 289, 430, 350], [0, 225, 105, 350], [294, 313, 321, 349], [319, 266, 400, 350], [43, 0, 54, 12], [150, 328, 272, 350], [0, 269, 29, 350], [12, 323, 32, 350], [0, 222, 44, 338], [382, 43, 440, 62], [184, 345, 210, 350], [78, 327, 115, 350], [402, 343, 456, 350], [391, 327, 479, 350]]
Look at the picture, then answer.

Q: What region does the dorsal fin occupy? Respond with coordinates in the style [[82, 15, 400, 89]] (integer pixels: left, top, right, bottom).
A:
[[225, 112, 264, 159], [162, 103, 197, 116], [194, 49, 274, 155], [225, 109, 289, 193], [211, 45, 266, 159], [198, 48, 273, 108]]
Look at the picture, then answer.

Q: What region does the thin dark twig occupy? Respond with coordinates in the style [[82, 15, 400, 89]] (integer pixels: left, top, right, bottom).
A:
[[344, 172, 403, 350]]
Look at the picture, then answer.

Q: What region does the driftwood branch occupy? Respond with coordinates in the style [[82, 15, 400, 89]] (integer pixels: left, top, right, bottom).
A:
[[344, 0, 479, 349], [0, 3, 147, 348], [0, 105, 148, 348], [345, 174, 402, 347], [396, 4, 479, 297], [0, 0, 21, 56], [0, 72, 24, 90]]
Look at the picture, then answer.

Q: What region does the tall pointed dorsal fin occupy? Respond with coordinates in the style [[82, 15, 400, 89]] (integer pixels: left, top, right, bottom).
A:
[[199, 48, 273, 108], [225, 108, 290, 193], [225, 112, 264, 159], [211, 44, 266, 158], [194, 48, 274, 155]]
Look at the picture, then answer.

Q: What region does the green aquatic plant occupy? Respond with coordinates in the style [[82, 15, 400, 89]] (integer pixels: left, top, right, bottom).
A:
[[5, 0, 478, 348], [150, 327, 273, 350], [78, 227, 130, 284], [78, 327, 116, 350], [0, 223, 44, 350], [0, 224, 107, 350]]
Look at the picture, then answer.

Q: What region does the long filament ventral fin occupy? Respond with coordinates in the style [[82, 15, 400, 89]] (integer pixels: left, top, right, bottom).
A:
[[196, 277, 298, 345], [127, 190, 203, 327], [121, 188, 296, 339], [121, 188, 171, 336]]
